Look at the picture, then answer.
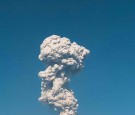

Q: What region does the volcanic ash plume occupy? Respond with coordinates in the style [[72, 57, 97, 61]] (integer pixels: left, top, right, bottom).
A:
[[38, 35, 89, 115]]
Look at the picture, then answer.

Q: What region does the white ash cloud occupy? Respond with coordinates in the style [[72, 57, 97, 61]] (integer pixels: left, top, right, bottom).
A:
[[38, 35, 90, 115]]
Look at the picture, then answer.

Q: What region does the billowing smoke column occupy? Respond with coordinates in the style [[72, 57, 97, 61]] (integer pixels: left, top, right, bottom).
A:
[[38, 35, 89, 115]]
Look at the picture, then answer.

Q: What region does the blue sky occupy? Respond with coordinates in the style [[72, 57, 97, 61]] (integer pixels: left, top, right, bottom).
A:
[[0, 0, 135, 115]]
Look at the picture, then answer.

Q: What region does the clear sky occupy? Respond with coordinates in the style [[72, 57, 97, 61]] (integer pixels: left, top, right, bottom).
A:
[[0, 0, 135, 115]]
